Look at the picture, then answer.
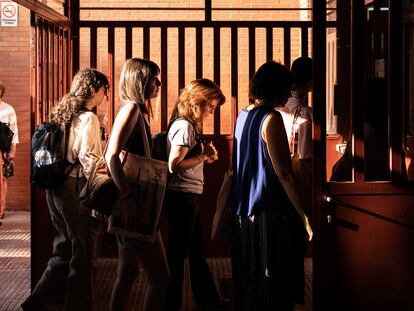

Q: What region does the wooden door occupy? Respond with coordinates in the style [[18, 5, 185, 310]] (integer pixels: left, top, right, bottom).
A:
[[313, 1, 414, 310], [30, 6, 72, 287]]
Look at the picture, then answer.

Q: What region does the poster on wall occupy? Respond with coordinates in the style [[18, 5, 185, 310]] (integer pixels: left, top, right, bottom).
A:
[[1, 1, 18, 27]]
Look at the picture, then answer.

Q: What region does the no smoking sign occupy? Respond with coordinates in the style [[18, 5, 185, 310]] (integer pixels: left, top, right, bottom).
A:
[[1, 1, 18, 27]]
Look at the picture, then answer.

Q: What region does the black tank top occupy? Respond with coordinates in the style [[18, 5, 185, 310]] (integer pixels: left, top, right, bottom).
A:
[[123, 103, 152, 156]]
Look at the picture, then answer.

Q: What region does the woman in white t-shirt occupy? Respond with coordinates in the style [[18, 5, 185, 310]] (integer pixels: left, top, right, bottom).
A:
[[22, 68, 109, 311], [164, 79, 229, 311], [0, 80, 19, 221]]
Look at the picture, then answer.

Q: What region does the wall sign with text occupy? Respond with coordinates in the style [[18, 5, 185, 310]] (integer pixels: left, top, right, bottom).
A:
[[1, 2, 18, 27]]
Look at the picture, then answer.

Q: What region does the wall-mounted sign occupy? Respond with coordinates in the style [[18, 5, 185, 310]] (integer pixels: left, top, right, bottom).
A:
[[1, 2, 18, 27]]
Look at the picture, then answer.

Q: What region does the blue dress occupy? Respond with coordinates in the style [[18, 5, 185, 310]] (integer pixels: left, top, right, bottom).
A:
[[232, 106, 290, 217], [231, 106, 305, 311]]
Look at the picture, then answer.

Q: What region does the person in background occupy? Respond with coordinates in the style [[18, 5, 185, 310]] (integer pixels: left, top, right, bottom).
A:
[[231, 61, 313, 311], [277, 56, 313, 217], [0, 80, 19, 221], [21, 68, 109, 311], [164, 79, 229, 311], [105, 58, 170, 311]]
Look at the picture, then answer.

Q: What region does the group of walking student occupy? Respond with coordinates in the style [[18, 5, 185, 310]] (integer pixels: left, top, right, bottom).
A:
[[22, 57, 313, 311]]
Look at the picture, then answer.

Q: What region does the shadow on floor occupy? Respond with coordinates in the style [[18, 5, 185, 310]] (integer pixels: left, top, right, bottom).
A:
[[0, 212, 312, 311]]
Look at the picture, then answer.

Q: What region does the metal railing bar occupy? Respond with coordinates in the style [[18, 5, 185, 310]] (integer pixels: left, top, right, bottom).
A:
[[79, 21, 320, 28], [249, 27, 255, 80], [44, 21, 50, 117], [108, 27, 115, 130], [214, 27, 221, 135], [58, 28, 63, 99], [126, 27, 132, 59], [196, 27, 203, 79], [81, 7, 318, 11], [266, 26, 273, 61], [178, 27, 185, 90], [205, 0, 212, 22], [301, 27, 308, 57], [231, 27, 238, 125], [51, 25, 55, 105], [143, 27, 150, 59], [90, 26, 97, 68], [284, 27, 291, 67], [161, 27, 168, 131]]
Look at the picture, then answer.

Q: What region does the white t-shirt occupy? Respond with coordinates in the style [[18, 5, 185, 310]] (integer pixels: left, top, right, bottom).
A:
[[0, 100, 19, 144], [277, 92, 313, 159], [167, 119, 204, 194], [66, 111, 102, 178]]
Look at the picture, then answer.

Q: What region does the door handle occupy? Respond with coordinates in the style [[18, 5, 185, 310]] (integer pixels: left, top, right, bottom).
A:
[[323, 195, 336, 224], [325, 195, 338, 205], [323, 195, 360, 231]]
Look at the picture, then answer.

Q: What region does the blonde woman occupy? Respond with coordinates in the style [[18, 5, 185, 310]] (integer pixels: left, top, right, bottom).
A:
[[163, 79, 229, 311], [105, 58, 170, 311], [22, 68, 109, 311]]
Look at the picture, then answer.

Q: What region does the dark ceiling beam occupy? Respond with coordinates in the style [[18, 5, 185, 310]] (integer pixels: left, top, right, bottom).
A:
[[13, 0, 71, 28]]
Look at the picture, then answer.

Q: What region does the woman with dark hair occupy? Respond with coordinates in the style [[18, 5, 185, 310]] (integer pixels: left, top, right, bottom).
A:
[[232, 61, 313, 311], [105, 58, 170, 311], [22, 68, 109, 311], [163, 78, 229, 311]]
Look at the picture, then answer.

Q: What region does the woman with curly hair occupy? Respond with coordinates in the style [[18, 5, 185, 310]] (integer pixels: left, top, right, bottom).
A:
[[163, 79, 229, 311], [22, 68, 109, 311], [105, 58, 170, 311]]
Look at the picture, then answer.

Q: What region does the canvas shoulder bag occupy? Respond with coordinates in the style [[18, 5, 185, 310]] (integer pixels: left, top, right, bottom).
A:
[[108, 107, 168, 242]]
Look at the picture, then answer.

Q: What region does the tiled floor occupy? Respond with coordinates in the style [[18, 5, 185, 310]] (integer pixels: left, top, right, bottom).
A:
[[0, 212, 31, 311], [0, 211, 312, 311]]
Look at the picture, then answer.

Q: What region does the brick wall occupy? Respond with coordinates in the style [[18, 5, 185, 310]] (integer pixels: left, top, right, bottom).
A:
[[79, 0, 311, 136], [0, 3, 31, 210]]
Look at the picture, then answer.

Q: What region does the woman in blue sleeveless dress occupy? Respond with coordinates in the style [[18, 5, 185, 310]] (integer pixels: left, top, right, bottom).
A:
[[232, 61, 313, 311]]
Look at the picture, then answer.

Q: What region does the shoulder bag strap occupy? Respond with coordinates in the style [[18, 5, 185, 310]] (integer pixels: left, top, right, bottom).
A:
[[122, 100, 151, 159], [138, 109, 152, 159], [290, 106, 302, 156]]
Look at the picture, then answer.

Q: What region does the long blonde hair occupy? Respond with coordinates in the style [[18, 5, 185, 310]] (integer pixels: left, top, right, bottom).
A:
[[50, 68, 109, 127], [119, 58, 160, 116], [170, 79, 225, 132]]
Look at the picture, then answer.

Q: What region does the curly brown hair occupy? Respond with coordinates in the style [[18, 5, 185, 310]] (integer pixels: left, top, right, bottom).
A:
[[50, 68, 109, 127], [169, 79, 225, 132]]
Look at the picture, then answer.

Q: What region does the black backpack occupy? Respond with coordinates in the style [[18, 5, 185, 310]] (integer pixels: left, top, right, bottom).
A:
[[31, 113, 83, 189], [0, 122, 14, 154], [151, 126, 172, 162]]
